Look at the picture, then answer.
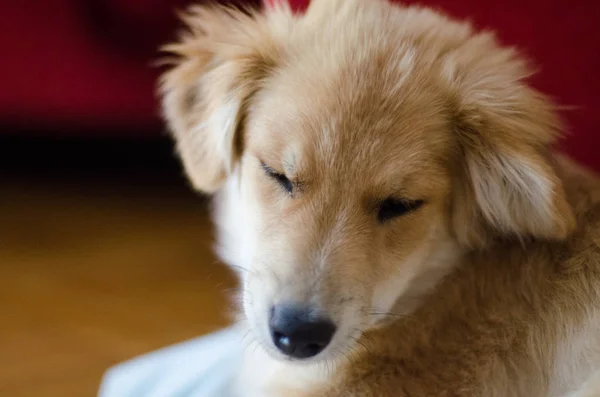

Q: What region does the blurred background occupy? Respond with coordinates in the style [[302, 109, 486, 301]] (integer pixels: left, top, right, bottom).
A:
[[0, 0, 598, 396]]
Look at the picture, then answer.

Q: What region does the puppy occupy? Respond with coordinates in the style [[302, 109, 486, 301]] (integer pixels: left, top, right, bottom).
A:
[[159, 0, 600, 395]]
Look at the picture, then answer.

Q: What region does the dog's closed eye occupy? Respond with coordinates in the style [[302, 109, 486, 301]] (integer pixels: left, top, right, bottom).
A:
[[377, 198, 424, 223], [262, 162, 293, 195]]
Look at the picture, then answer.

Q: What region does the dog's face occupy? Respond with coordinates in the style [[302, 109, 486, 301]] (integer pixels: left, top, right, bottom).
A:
[[234, 61, 457, 360], [161, 0, 575, 363]]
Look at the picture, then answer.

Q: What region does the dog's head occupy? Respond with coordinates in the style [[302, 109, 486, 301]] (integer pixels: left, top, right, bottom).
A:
[[160, 0, 575, 363]]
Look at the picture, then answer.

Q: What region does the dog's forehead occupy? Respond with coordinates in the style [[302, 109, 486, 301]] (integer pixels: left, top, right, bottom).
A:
[[249, 55, 451, 180]]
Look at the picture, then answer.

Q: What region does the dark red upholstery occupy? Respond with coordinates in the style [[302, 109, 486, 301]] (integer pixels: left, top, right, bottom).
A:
[[1, 0, 598, 171], [0, 0, 256, 134]]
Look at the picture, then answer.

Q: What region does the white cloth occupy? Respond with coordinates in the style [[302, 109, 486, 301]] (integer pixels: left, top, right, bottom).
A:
[[98, 327, 243, 397]]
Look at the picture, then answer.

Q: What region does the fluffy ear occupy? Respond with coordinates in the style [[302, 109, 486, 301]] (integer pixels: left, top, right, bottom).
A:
[[159, 5, 290, 193], [446, 33, 576, 246]]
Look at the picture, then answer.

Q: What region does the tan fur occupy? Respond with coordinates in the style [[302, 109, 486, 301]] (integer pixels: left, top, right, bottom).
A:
[[159, 0, 600, 395]]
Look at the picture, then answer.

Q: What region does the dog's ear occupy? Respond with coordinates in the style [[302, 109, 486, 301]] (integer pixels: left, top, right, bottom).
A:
[[445, 34, 576, 246], [159, 5, 290, 193]]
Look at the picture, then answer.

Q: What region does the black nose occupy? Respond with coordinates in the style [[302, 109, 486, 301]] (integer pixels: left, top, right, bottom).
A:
[[269, 305, 336, 359]]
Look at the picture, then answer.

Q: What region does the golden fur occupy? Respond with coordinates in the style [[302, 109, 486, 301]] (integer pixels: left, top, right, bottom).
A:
[[159, 0, 600, 395]]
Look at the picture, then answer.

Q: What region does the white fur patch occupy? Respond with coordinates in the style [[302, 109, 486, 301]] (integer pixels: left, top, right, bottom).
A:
[[234, 345, 334, 397], [213, 167, 257, 272], [550, 309, 600, 396]]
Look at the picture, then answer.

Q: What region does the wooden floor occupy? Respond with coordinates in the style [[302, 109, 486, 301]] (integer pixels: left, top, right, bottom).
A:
[[0, 177, 236, 397]]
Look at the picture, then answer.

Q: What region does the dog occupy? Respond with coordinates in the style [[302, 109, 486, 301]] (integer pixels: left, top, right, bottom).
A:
[[159, 0, 600, 395]]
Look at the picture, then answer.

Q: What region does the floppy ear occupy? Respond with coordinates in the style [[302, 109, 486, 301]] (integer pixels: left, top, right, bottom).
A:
[[445, 34, 576, 246], [159, 5, 290, 193]]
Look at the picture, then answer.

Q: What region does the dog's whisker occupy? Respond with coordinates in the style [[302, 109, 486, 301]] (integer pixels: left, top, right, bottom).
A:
[[228, 264, 250, 275]]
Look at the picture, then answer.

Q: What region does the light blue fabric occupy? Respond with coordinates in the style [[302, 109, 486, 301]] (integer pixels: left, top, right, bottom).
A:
[[98, 327, 243, 397]]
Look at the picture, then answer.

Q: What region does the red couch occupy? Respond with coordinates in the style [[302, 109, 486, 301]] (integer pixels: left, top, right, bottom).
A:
[[0, 0, 257, 135], [2, 0, 599, 170]]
